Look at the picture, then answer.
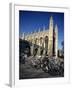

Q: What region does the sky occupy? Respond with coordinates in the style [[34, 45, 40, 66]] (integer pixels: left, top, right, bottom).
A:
[[19, 10, 64, 49]]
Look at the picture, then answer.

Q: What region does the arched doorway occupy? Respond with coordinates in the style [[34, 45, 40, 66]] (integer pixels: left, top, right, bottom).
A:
[[35, 38, 38, 45], [40, 37, 43, 46], [33, 48, 38, 56], [40, 37, 44, 56], [33, 38, 38, 56], [45, 36, 48, 55]]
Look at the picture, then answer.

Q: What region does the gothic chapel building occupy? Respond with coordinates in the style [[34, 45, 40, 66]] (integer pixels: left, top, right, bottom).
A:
[[22, 16, 58, 58]]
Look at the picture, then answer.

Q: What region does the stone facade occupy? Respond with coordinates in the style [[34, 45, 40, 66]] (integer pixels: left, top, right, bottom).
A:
[[22, 16, 58, 58]]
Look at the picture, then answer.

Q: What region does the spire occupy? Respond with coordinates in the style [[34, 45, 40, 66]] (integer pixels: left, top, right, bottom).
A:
[[55, 24, 58, 32], [38, 28, 40, 32], [30, 30, 32, 34], [50, 16, 53, 21], [55, 24, 58, 58], [43, 26, 45, 31], [49, 16, 53, 29], [22, 32, 25, 40]]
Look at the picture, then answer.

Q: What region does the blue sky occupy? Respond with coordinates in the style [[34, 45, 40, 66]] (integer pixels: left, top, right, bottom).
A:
[[19, 10, 64, 49]]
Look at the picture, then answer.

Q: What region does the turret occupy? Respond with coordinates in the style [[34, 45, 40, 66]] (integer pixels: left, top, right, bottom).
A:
[[48, 16, 53, 56], [55, 24, 58, 58], [49, 16, 53, 30], [49, 16, 53, 39]]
